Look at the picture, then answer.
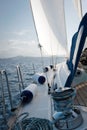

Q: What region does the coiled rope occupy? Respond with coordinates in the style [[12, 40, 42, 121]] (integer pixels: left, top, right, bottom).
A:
[[12, 112, 53, 130]]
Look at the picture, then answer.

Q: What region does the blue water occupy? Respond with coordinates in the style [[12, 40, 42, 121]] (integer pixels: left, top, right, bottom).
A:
[[0, 56, 65, 129]]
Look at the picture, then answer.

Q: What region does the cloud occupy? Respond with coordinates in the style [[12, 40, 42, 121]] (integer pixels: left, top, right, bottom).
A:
[[8, 39, 37, 48], [13, 30, 30, 36], [0, 39, 40, 58], [8, 39, 29, 45]]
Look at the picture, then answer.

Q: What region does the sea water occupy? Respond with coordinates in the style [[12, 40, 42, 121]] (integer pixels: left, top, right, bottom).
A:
[[0, 56, 65, 129]]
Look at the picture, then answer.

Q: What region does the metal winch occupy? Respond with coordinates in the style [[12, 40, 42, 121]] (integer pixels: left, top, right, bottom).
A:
[[51, 87, 83, 130]]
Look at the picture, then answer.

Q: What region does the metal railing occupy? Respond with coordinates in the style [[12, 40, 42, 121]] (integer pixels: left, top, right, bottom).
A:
[[16, 65, 24, 94]]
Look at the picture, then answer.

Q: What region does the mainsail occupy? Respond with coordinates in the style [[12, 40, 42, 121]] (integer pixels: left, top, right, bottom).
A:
[[30, 0, 68, 56]]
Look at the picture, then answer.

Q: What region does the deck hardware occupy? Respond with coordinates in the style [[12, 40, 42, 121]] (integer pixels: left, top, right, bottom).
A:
[[52, 88, 83, 129]]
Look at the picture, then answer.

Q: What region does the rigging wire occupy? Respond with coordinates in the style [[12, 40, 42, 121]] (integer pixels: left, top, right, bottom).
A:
[[29, 1, 45, 71], [38, 43, 44, 69], [29, 0, 57, 69]]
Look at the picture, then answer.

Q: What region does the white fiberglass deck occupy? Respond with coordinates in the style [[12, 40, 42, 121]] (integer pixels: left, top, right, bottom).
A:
[[17, 83, 87, 130], [19, 84, 52, 120]]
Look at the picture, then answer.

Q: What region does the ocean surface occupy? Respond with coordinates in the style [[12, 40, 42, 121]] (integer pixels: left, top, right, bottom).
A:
[[0, 56, 65, 129]]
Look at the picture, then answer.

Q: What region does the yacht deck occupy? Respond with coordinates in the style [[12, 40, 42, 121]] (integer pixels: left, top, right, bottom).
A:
[[8, 81, 87, 130], [74, 81, 87, 107]]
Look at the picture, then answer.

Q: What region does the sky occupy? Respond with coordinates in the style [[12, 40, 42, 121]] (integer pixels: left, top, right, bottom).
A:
[[0, 0, 40, 58], [0, 0, 87, 58]]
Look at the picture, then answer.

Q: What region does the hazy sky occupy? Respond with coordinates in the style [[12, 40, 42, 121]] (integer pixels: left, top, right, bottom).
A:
[[0, 0, 40, 58], [0, 0, 86, 58]]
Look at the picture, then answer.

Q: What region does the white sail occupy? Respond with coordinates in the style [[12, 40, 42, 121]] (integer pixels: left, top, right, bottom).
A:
[[30, 0, 67, 56]]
